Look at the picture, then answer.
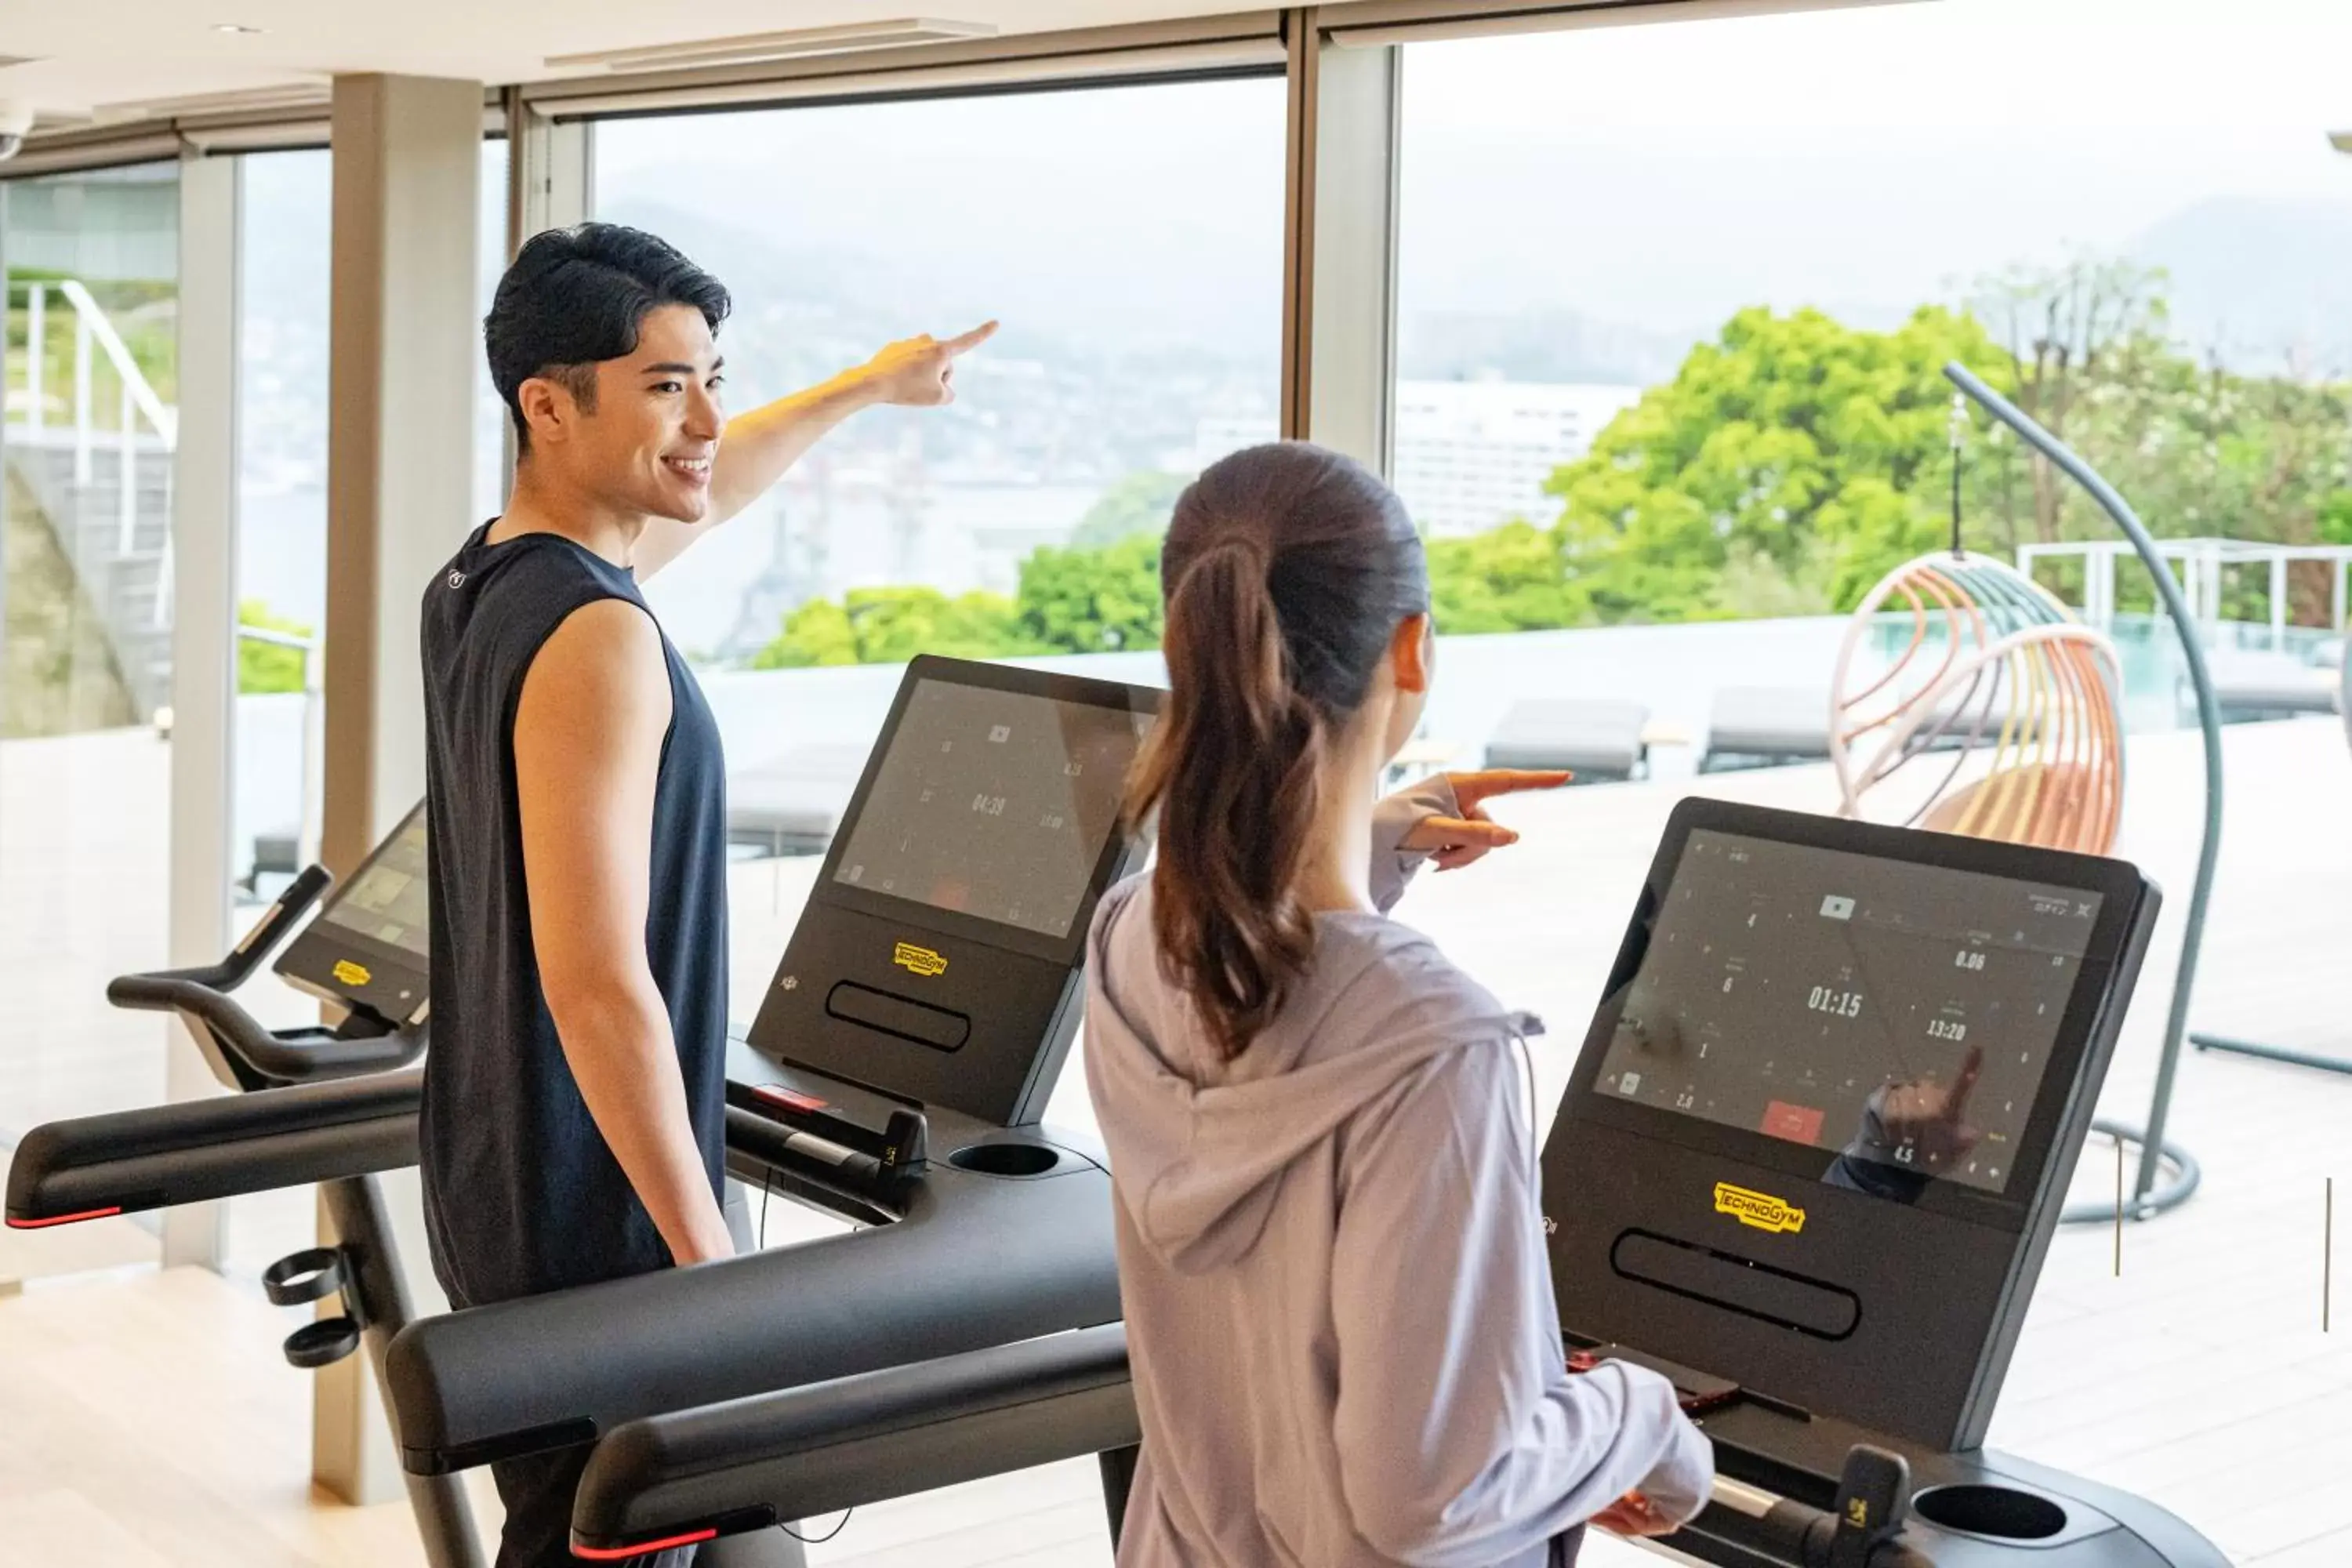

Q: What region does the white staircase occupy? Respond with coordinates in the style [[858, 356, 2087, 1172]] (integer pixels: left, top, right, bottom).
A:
[[4, 278, 180, 722]]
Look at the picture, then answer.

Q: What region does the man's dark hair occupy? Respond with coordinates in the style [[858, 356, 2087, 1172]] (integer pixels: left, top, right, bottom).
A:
[[485, 223, 731, 448]]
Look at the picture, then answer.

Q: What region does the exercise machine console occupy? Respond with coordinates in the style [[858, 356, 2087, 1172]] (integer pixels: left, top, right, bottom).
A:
[[1546, 797, 2223, 1566], [720, 655, 1156, 1211]]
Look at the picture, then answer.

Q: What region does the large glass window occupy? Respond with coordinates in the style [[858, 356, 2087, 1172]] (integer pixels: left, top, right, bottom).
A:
[[1, 165, 181, 1246], [591, 78, 1286, 1090], [1396, 5, 2352, 1555], [223, 141, 510, 1270], [234, 139, 510, 911]]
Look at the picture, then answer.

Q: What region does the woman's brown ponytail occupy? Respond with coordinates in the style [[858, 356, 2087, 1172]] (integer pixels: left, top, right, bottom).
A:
[[1124, 444, 1428, 1060]]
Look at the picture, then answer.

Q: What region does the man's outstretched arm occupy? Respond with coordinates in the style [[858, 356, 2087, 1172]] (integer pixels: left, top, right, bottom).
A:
[[514, 598, 732, 1265], [633, 321, 996, 581]]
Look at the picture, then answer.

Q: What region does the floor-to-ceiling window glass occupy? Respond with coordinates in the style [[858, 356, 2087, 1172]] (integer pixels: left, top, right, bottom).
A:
[[590, 78, 1286, 1096], [1, 165, 181, 1279], [1393, 5, 2352, 1557], [221, 140, 510, 1270], [233, 138, 509, 911]]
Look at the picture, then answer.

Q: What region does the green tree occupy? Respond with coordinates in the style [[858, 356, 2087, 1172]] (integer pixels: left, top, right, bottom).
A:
[[749, 533, 1166, 669], [1973, 258, 2352, 623], [1428, 522, 1584, 633], [750, 586, 1047, 668], [1069, 470, 1189, 548], [237, 599, 314, 695], [1015, 532, 1164, 652], [1544, 304, 2019, 622]]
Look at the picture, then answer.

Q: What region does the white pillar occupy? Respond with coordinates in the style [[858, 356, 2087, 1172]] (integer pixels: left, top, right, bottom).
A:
[[318, 71, 484, 1508]]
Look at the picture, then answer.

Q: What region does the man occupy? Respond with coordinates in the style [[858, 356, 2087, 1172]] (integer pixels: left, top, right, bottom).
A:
[[420, 222, 991, 1566]]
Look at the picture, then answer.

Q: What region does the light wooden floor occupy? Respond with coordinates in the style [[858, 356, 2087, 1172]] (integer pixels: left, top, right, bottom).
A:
[[5, 716, 2349, 1565]]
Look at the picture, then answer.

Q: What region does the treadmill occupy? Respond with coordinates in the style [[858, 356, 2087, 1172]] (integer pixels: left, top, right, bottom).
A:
[[5, 800, 484, 1566], [1541, 797, 2222, 1566], [10, 656, 1163, 1566], [551, 800, 2232, 1568], [378, 655, 1164, 1537]]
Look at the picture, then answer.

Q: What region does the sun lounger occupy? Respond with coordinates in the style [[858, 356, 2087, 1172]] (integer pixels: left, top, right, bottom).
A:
[[1698, 686, 1832, 773], [1481, 699, 1651, 782], [727, 743, 869, 858]]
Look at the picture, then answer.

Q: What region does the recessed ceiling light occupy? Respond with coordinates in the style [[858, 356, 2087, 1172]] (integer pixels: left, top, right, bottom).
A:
[[212, 22, 264, 35]]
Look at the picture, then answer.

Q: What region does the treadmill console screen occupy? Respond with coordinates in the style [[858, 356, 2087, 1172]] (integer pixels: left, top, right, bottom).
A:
[[312, 805, 430, 960], [1592, 828, 2101, 1196], [829, 677, 1153, 939]]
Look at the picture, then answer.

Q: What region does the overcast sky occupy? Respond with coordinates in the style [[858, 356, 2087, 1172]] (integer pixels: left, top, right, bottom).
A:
[[589, 0, 2352, 347], [1399, 0, 2352, 330]]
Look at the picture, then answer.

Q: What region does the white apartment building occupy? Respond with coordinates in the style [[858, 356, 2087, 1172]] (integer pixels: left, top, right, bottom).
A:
[[1193, 379, 1645, 539]]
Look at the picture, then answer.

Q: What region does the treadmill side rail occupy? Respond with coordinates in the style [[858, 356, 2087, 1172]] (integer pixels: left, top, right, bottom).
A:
[[570, 1323, 1137, 1554], [386, 1161, 1123, 1475], [5, 1072, 423, 1222]]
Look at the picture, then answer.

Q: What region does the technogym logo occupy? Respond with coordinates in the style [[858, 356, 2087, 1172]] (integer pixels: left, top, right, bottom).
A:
[[1713, 1181, 1806, 1235], [893, 942, 947, 978]]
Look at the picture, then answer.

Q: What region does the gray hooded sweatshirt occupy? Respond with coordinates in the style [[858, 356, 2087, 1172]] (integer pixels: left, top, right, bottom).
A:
[[1084, 786, 1714, 1568]]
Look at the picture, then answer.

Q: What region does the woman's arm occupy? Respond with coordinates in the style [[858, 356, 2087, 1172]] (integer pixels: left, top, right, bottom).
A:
[[1367, 769, 1570, 912], [1329, 1039, 1711, 1566], [1369, 775, 1462, 913]]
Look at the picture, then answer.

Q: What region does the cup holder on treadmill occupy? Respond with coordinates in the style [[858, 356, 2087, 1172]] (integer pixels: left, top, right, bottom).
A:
[[946, 1142, 1063, 1178], [1912, 1484, 2069, 1541]]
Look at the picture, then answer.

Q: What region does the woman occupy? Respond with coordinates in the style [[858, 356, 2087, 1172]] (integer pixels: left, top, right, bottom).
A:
[[1085, 442, 1713, 1566]]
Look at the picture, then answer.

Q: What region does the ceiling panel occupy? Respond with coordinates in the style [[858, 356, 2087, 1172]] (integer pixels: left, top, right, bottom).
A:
[[0, 0, 1271, 122]]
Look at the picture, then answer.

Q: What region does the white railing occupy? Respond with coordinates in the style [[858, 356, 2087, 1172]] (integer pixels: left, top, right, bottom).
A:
[[2018, 537, 2352, 651], [6, 276, 180, 630]]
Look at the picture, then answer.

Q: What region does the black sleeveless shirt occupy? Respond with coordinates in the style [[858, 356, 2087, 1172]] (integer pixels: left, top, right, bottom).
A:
[[419, 524, 728, 1307]]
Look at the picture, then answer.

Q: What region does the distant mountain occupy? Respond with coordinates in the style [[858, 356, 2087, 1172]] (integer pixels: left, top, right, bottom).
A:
[[593, 197, 924, 334], [2131, 197, 2352, 378], [1399, 307, 1697, 387]]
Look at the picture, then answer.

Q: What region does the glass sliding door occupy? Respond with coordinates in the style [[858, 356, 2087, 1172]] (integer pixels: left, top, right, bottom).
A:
[[1, 161, 182, 1273]]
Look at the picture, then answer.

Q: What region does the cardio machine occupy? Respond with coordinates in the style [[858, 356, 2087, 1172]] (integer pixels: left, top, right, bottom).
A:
[[548, 800, 2230, 1568], [10, 656, 1162, 1566], [4, 801, 490, 1567], [374, 655, 1163, 1550], [1541, 797, 2222, 1566]]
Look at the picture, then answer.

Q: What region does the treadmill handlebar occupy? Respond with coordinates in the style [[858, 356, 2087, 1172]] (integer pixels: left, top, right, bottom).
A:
[[104, 865, 416, 1085], [387, 1169, 1123, 1475], [109, 862, 331, 998], [568, 1327, 1932, 1568], [1687, 1447, 1933, 1568], [5, 1070, 423, 1224], [570, 1322, 1136, 1553], [108, 971, 412, 1082]]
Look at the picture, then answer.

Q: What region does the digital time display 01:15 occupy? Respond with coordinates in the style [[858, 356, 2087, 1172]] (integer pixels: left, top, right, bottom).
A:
[[1806, 985, 1864, 1018]]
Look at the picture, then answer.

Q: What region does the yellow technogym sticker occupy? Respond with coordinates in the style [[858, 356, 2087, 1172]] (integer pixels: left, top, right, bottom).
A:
[[893, 942, 948, 978], [332, 959, 372, 988], [1714, 1181, 1806, 1235]]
